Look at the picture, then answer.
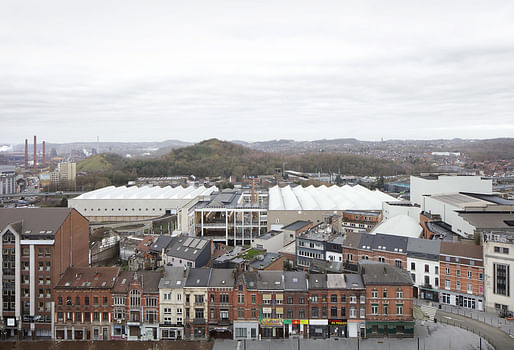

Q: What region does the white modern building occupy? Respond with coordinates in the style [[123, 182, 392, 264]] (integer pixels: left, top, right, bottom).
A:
[[69, 185, 218, 222], [0, 166, 16, 195], [268, 185, 398, 229], [382, 201, 421, 223], [410, 174, 492, 209], [483, 231, 514, 313]]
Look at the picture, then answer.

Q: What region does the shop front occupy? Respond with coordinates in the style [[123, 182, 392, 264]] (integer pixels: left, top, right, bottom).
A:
[[308, 319, 328, 339], [365, 321, 414, 338], [419, 286, 439, 302], [260, 319, 284, 338], [160, 325, 183, 340], [233, 321, 259, 340], [284, 319, 308, 337], [328, 319, 347, 338]]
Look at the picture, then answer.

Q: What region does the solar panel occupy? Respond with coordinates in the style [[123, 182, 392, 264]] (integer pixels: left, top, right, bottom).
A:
[[183, 237, 194, 247], [196, 240, 207, 249], [190, 238, 201, 248]]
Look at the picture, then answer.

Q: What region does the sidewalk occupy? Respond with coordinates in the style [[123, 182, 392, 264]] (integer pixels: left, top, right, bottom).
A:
[[415, 299, 514, 337]]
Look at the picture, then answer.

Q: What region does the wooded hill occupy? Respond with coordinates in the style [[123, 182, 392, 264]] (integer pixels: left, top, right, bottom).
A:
[[76, 139, 433, 191]]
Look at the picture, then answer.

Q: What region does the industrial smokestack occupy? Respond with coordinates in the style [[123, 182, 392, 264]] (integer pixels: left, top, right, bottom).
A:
[[33, 135, 37, 171], [24, 139, 28, 169], [42, 141, 46, 166]]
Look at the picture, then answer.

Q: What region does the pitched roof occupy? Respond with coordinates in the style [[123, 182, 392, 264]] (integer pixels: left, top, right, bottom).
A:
[[159, 266, 188, 289], [149, 235, 175, 253], [185, 268, 212, 287], [283, 271, 308, 291], [308, 274, 327, 289], [360, 262, 413, 286], [55, 267, 120, 289], [208, 268, 235, 288], [0, 208, 73, 238], [440, 241, 483, 260], [342, 232, 362, 248], [256, 271, 283, 290], [166, 236, 211, 261], [407, 237, 441, 260]]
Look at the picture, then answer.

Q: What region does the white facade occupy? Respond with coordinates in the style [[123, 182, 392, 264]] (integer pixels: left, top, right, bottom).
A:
[[326, 251, 343, 262], [483, 233, 514, 312], [423, 194, 483, 239], [159, 283, 185, 339], [407, 257, 440, 293], [69, 185, 218, 222], [382, 201, 421, 223], [410, 175, 492, 209], [252, 230, 295, 253]]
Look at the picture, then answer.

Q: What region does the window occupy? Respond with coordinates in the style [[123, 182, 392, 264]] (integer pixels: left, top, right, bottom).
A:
[[220, 294, 229, 303], [383, 304, 388, 315], [331, 294, 337, 303], [321, 307, 327, 317], [494, 263, 510, 296], [349, 307, 356, 318], [330, 307, 337, 317], [435, 266, 439, 275], [360, 295, 365, 303], [456, 270, 461, 278], [371, 304, 378, 315], [287, 309, 293, 319], [299, 296, 305, 304], [311, 307, 318, 318], [435, 277, 439, 287], [299, 309, 305, 318], [445, 267, 450, 275], [251, 308, 257, 318], [66, 296, 72, 305], [350, 295, 356, 303], [395, 260, 402, 268], [195, 308, 204, 319], [84, 312, 91, 322], [93, 312, 99, 321], [411, 262, 415, 271], [503, 247, 510, 254], [195, 295, 204, 304], [445, 279, 450, 289], [312, 295, 318, 303], [130, 289, 141, 307], [94, 297, 99, 306], [467, 283, 473, 294], [210, 294, 215, 302], [103, 297, 108, 306], [396, 289, 403, 299], [237, 309, 244, 318], [58, 296, 63, 305], [235, 328, 247, 338], [371, 289, 378, 298], [479, 273, 483, 281], [348, 253, 353, 261], [378, 257, 385, 263], [340, 307, 346, 317], [456, 281, 461, 290], [494, 246, 500, 253], [75, 312, 82, 323], [85, 296, 89, 305], [103, 312, 109, 322], [411, 273, 416, 283], [425, 264, 429, 273], [383, 289, 388, 298], [238, 294, 244, 304], [396, 304, 403, 315]]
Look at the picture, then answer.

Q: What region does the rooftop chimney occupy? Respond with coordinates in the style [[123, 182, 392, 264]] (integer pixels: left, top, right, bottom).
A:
[[33, 135, 37, 171], [24, 139, 28, 169]]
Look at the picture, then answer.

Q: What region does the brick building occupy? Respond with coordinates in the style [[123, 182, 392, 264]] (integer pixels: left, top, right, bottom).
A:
[[439, 241, 484, 310], [207, 268, 235, 338], [53, 267, 120, 340], [360, 262, 414, 337], [184, 268, 211, 339], [283, 271, 308, 337], [307, 273, 329, 338], [233, 271, 260, 340], [0, 208, 89, 339]]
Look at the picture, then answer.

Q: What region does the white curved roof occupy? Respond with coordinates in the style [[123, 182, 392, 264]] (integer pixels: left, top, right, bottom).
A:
[[75, 185, 218, 200], [268, 185, 398, 211], [371, 214, 422, 238]]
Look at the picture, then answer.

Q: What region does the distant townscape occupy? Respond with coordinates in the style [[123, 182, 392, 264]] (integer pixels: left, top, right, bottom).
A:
[[0, 137, 512, 347]]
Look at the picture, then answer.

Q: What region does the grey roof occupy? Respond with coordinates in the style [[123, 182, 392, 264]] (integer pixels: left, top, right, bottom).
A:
[[282, 220, 312, 231], [185, 268, 212, 287], [283, 271, 308, 291], [256, 271, 283, 290], [372, 233, 408, 253], [256, 230, 282, 240], [458, 212, 514, 229], [249, 253, 281, 270], [208, 268, 235, 288], [0, 208, 73, 238], [343, 232, 362, 248], [345, 274, 365, 289], [358, 233, 375, 251], [241, 271, 258, 290], [141, 271, 161, 293], [360, 261, 413, 286], [461, 192, 514, 206], [326, 274, 364, 289], [308, 273, 327, 289], [149, 235, 175, 253], [310, 260, 345, 273], [166, 236, 210, 261], [407, 237, 441, 261], [159, 266, 188, 289]]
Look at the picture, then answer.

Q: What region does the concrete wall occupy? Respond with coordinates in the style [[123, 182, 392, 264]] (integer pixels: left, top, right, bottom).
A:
[[410, 175, 492, 208], [267, 210, 345, 231], [423, 196, 476, 239], [382, 202, 421, 223]]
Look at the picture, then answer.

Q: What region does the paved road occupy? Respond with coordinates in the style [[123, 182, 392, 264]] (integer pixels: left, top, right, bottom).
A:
[[214, 322, 493, 350], [435, 309, 514, 350]]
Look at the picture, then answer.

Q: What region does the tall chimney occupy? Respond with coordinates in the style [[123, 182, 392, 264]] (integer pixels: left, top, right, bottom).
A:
[[33, 135, 37, 171], [24, 139, 28, 169], [42, 141, 46, 166], [251, 178, 255, 204]]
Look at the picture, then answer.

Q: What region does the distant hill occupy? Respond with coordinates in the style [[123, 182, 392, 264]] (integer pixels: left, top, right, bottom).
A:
[[77, 153, 124, 172]]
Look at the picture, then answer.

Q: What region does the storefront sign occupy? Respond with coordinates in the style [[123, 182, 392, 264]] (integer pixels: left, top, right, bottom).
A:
[[329, 319, 347, 325], [260, 319, 283, 326], [284, 320, 292, 325], [6, 318, 15, 327], [309, 319, 328, 325]]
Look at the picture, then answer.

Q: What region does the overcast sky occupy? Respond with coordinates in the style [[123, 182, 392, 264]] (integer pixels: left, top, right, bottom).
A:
[[1, 0, 514, 144]]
